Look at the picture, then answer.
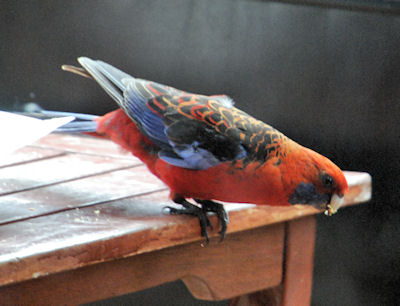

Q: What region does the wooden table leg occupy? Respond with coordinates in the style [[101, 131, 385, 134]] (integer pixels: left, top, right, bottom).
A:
[[230, 216, 316, 306], [282, 216, 316, 306]]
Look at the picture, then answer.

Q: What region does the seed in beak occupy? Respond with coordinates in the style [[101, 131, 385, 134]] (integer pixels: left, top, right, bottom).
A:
[[324, 193, 344, 216]]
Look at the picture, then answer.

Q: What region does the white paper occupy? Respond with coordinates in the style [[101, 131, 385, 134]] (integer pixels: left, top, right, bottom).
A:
[[0, 111, 74, 157]]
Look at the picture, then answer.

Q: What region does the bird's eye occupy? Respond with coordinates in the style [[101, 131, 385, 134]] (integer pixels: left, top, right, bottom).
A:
[[321, 173, 335, 189]]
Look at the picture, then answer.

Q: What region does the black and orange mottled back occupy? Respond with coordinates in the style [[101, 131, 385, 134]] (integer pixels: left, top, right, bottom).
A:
[[147, 94, 288, 165], [76, 57, 288, 169]]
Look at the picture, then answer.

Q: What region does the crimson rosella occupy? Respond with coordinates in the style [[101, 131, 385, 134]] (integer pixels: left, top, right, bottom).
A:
[[51, 57, 348, 242]]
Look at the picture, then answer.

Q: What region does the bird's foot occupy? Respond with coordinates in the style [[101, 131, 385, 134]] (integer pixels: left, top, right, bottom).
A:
[[165, 197, 229, 244], [194, 199, 229, 242], [165, 198, 213, 244]]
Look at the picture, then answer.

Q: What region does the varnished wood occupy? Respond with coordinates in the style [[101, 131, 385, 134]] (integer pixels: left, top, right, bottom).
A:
[[282, 216, 316, 306], [0, 134, 372, 304], [0, 146, 65, 168], [0, 151, 137, 196], [0, 166, 166, 225], [0, 224, 284, 305]]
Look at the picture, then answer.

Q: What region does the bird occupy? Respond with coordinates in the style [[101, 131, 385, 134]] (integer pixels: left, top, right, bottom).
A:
[[47, 57, 349, 242]]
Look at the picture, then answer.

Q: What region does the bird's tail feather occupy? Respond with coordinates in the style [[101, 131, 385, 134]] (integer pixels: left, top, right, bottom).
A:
[[26, 109, 99, 133], [71, 57, 131, 106], [66, 57, 148, 130]]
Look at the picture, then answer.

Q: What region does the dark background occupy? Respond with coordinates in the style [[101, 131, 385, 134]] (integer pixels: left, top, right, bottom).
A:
[[2, 1, 399, 305]]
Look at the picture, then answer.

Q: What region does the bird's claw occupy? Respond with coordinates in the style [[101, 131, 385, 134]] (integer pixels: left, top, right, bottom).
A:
[[164, 203, 213, 244], [165, 198, 229, 244], [195, 199, 229, 243]]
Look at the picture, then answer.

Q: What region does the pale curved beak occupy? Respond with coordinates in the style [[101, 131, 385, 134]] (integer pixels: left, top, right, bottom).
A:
[[324, 193, 344, 216]]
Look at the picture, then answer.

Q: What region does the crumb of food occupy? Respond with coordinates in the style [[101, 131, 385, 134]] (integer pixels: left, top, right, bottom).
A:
[[324, 204, 338, 216], [29, 207, 35, 211], [94, 209, 100, 215]]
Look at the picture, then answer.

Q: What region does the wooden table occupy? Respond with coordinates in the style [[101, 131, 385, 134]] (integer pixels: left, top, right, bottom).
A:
[[0, 134, 371, 305]]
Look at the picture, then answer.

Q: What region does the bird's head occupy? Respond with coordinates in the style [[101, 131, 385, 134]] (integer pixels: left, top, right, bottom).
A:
[[286, 146, 349, 215]]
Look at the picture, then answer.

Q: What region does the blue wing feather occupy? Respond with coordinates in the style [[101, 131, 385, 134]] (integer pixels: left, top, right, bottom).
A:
[[123, 80, 170, 145], [158, 145, 221, 170]]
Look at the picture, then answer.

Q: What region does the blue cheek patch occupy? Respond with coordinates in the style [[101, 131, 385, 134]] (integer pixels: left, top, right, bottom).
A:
[[289, 182, 330, 207]]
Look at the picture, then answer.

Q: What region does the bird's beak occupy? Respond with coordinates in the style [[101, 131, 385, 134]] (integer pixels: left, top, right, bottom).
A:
[[324, 193, 344, 216]]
